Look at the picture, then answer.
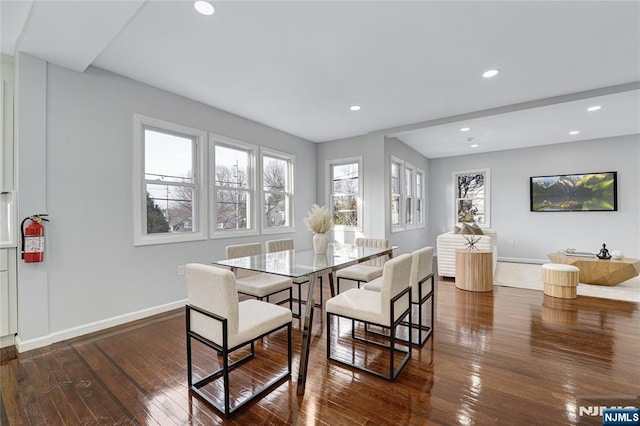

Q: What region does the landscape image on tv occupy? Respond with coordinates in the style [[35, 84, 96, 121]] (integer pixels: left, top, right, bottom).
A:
[[530, 171, 617, 212]]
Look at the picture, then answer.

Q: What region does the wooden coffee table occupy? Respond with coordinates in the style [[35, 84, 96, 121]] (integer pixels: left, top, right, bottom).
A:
[[547, 253, 640, 286]]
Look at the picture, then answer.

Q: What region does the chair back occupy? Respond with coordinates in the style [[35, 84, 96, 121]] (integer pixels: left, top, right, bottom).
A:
[[186, 264, 239, 346], [266, 239, 294, 253], [380, 254, 412, 322], [226, 243, 262, 278], [356, 237, 389, 267], [410, 247, 434, 303]]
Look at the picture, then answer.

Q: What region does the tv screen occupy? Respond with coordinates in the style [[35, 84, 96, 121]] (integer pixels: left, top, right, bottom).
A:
[[530, 171, 617, 212]]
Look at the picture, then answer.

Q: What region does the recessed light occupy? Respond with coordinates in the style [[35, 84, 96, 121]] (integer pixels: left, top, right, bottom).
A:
[[569, 130, 580, 135], [482, 69, 499, 78], [460, 127, 470, 132], [470, 144, 479, 148], [350, 105, 361, 111], [587, 105, 602, 112], [194, 1, 214, 15]]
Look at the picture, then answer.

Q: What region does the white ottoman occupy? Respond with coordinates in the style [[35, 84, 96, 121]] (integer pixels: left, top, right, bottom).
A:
[[541, 263, 579, 299]]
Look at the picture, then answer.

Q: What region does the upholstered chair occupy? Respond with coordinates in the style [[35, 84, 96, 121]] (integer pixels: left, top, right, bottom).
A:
[[335, 238, 389, 293], [325, 253, 412, 380], [265, 238, 323, 317], [185, 263, 292, 417], [364, 246, 435, 347], [225, 243, 293, 310]]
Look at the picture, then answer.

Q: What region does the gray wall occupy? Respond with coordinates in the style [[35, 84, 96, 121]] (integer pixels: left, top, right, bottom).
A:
[[16, 54, 317, 348], [315, 133, 431, 255], [428, 134, 640, 262], [316, 133, 386, 244], [384, 137, 430, 253]]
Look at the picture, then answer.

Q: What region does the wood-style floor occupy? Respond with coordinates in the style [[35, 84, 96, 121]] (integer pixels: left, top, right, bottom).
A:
[[2, 277, 639, 425]]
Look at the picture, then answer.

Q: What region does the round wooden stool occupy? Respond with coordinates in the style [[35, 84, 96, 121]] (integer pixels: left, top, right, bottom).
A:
[[541, 263, 579, 299]]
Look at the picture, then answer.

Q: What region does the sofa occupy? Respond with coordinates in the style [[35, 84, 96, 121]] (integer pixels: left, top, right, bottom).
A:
[[436, 227, 497, 278]]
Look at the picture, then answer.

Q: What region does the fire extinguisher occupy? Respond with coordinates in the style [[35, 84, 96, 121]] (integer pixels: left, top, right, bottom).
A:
[[21, 214, 49, 263]]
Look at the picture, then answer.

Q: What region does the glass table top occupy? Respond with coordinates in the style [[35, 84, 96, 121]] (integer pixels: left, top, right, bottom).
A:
[[213, 243, 394, 278]]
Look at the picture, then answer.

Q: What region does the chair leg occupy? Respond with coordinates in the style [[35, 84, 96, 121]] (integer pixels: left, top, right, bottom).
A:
[[186, 308, 193, 387], [329, 273, 336, 297]]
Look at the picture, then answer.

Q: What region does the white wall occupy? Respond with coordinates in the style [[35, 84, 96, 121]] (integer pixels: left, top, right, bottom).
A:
[[428, 134, 640, 262], [15, 55, 317, 350]]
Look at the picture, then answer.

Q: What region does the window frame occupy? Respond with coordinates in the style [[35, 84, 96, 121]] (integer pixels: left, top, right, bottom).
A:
[[326, 156, 363, 232], [210, 134, 259, 239], [416, 168, 425, 228], [260, 147, 295, 234], [390, 157, 403, 232], [133, 114, 208, 246], [453, 168, 491, 227], [404, 163, 416, 230]]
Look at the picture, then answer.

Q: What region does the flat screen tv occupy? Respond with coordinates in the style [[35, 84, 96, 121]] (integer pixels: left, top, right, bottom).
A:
[[530, 171, 617, 212]]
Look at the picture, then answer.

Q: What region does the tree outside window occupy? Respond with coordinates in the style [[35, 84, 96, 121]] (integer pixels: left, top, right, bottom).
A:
[[329, 160, 360, 228], [263, 153, 292, 229], [144, 128, 196, 235], [454, 169, 490, 226], [134, 114, 207, 246], [214, 144, 252, 231]]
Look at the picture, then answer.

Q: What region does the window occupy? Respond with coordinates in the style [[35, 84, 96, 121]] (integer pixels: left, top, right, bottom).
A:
[[416, 170, 424, 227], [391, 159, 402, 229], [135, 115, 297, 244], [453, 168, 490, 226], [133, 115, 207, 246], [405, 164, 415, 228], [390, 156, 424, 232], [328, 158, 361, 229], [212, 136, 257, 237], [262, 149, 294, 232]]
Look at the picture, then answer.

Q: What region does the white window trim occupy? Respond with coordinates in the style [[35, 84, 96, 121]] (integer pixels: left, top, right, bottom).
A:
[[416, 168, 425, 228], [452, 168, 491, 228], [210, 133, 259, 239], [326, 156, 363, 232], [133, 114, 208, 246], [260, 147, 295, 235]]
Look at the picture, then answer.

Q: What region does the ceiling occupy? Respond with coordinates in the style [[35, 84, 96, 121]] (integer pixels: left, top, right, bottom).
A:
[[2, 0, 639, 158]]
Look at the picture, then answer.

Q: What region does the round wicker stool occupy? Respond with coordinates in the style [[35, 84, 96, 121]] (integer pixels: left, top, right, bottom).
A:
[[541, 263, 579, 299]]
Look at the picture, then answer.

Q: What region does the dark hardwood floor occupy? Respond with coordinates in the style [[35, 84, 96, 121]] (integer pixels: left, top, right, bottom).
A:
[[2, 277, 639, 425]]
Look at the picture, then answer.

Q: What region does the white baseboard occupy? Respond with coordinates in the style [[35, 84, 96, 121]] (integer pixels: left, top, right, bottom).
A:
[[15, 299, 187, 353], [497, 257, 547, 265]]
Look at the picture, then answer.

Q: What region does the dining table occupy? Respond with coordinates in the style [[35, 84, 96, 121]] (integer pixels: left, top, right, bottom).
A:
[[212, 242, 395, 395]]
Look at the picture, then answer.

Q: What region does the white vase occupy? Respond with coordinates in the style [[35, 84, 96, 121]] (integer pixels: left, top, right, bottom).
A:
[[313, 254, 328, 268], [313, 233, 328, 255]]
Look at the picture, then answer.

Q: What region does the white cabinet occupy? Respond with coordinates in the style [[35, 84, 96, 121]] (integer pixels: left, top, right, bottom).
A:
[[1, 250, 10, 336], [0, 249, 17, 346], [1, 54, 17, 347]]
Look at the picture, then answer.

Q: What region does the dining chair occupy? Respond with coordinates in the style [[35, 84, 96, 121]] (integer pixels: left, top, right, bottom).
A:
[[325, 253, 412, 380], [335, 238, 389, 293], [185, 263, 292, 417], [265, 238, 323, 318], [364, 246, 435, 347], [225, 243, 293, 310]]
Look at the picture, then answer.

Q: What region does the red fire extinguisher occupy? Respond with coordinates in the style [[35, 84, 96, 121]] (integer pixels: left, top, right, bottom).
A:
[[21, 214, 49, 263]]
